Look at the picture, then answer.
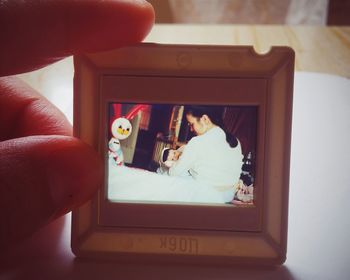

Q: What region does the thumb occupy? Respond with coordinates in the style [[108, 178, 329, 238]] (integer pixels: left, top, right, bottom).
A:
[[0, 135, 103, 250]]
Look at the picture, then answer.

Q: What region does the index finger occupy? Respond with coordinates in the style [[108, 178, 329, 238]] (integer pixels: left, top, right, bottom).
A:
[[0, 0, 154, 76]]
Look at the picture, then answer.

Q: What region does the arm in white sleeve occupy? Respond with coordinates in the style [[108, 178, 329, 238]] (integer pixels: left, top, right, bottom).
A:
[[177, 144, 186, 153], [169, 140, 197, 176]]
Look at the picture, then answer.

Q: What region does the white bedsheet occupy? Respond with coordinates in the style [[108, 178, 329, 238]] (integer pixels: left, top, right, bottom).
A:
[[108, 163, 229, 204]]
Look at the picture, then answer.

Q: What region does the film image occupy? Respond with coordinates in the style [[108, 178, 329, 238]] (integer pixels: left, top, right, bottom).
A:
[[107, 103, 257, 205]]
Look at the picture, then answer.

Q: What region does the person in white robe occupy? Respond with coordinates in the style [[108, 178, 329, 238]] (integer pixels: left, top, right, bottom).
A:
[[169, 106, 243, 202]]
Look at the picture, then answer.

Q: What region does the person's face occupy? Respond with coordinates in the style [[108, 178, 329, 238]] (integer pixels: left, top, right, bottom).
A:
[[167, 149, 180, 161], [186, 114, 207, 135]]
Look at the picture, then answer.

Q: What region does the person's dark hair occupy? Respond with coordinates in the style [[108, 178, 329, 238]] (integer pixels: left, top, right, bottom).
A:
[[186, 105, 238, 148], [161, 148, 171, 163]]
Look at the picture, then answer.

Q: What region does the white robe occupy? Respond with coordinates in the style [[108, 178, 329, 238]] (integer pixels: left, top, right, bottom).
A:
[[108, 126, 243, 204], [169, 126, 243, 189]]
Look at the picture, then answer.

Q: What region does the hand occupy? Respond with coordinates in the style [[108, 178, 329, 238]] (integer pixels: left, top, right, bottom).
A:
[[0, 0, 154, 251], [164, 160, 175, 168]]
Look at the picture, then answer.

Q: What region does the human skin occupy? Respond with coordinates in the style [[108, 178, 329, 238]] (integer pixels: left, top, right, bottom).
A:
[[186, 113, 215, 135], [167, 149, 181, 161], [0, 0, 154, 250]]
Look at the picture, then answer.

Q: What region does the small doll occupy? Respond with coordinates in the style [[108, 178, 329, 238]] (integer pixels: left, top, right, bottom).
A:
[[109, 104, 148, 166], [108, 137, 124, 166]]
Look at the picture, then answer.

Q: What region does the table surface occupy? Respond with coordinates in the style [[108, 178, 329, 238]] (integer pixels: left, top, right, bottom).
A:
[[2, 25, 350, 280], [146, 25, 350, 78]]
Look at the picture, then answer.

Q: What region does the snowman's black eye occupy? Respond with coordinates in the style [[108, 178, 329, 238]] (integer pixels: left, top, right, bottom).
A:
[[114, 141, 117, 144], [126, 128, 130, 131], [118, 125, 122, 129]]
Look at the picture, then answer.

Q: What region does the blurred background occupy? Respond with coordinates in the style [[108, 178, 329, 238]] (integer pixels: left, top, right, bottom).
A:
[[16, 0, 350, 124], [148, 0, 349, 25]]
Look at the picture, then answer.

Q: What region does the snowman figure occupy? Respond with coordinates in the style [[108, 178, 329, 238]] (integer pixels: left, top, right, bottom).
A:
[[108, 117, 132, 166], [108, 137, 124, 166], [108, 104, 148, 166]]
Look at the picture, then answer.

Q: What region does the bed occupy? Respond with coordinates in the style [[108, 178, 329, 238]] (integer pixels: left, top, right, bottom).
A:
[[107, 161, 230, 204]]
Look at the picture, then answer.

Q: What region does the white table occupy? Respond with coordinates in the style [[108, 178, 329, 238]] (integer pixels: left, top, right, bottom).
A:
[[1, 25, 350, 280]]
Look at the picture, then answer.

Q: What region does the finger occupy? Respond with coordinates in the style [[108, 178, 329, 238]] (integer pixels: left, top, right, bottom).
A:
[[0, 135, 103, 250], [0, 0, 155, 75], [0, 76, 71, 141]]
